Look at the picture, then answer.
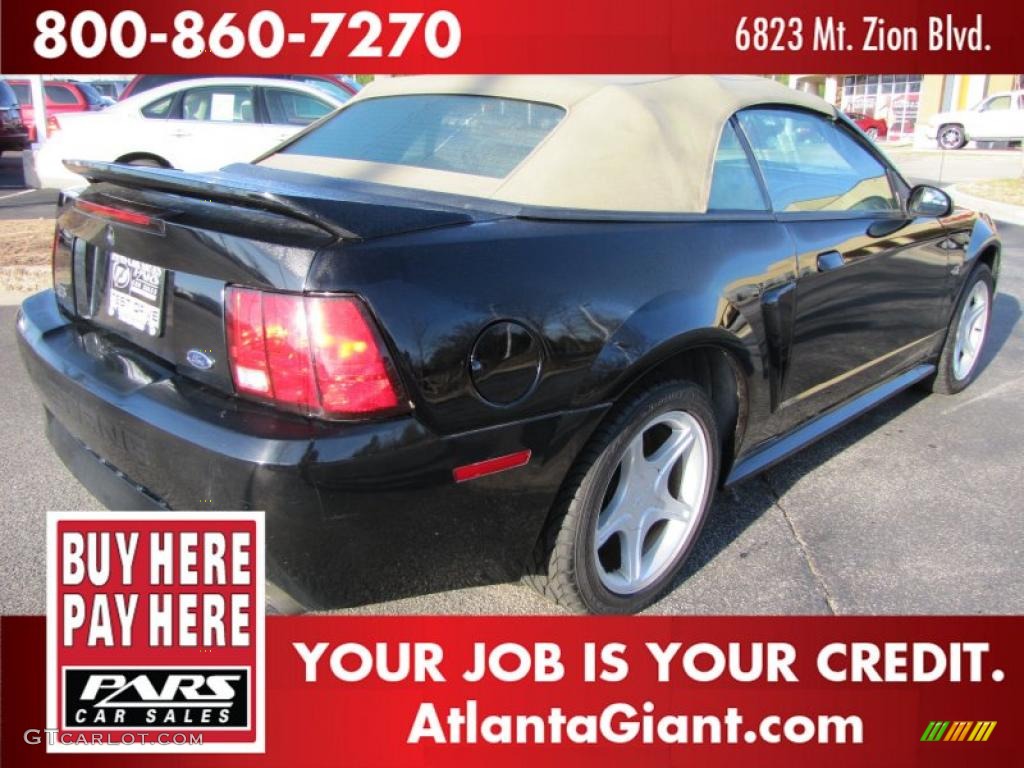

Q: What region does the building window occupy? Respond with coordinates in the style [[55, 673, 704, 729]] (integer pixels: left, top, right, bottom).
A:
[[841, 75, 922, 141]]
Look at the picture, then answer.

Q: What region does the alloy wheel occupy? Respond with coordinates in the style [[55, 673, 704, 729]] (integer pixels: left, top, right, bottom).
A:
[[939, 126, 964, 149], [952, 280, 990, 381], [593, 410, 711, 594]]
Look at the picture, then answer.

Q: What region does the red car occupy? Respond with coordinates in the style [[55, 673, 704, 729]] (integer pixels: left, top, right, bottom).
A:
[[9, 79, 108, 142], [845, 112, 888, 141]]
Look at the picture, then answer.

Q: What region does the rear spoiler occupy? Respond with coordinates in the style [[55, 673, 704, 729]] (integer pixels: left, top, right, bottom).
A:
[[63, 160, 493, 241], [64, 159, 359, 240]]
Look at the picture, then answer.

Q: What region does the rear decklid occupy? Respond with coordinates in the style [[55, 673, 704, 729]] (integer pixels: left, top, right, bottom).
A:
[[53, 160, 504, 399]]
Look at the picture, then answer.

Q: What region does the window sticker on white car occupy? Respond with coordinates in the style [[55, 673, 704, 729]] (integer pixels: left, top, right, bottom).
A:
[[211, 92, 237, 122]]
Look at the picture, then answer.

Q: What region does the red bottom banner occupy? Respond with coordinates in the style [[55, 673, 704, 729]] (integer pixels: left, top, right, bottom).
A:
[[2, 615, 1019, 766]]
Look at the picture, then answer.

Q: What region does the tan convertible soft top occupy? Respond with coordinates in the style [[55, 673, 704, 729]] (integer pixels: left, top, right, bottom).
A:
[[261, 75, 836, 214]]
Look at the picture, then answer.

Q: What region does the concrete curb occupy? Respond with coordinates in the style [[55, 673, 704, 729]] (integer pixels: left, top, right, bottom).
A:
[[948, 185, 1024, 227]]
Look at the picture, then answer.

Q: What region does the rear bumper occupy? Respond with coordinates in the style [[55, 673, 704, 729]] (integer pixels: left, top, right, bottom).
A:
[[0, 132, 28, 151], [17, 291, 607, 609]]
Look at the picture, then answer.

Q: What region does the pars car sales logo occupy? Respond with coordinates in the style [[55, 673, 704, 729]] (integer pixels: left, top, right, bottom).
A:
[[46, 512, 264, 753]]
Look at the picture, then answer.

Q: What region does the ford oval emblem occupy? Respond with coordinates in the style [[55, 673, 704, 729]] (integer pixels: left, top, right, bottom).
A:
[[186, 349, 215, 370]]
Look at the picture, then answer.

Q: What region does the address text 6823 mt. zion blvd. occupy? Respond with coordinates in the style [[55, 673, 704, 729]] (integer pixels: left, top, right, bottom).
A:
[[734, 14, 988, 53]]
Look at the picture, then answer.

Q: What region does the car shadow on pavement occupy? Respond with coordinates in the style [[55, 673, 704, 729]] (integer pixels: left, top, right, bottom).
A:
[[669, 290, 1021, 595]]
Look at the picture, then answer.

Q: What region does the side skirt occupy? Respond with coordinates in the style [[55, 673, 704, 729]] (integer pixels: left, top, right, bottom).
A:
[[724, 363, 936, 487]]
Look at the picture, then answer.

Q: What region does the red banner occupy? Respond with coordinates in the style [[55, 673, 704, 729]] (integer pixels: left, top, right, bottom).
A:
[[3, 615, 1021, 766], [1, 0, 1021, 74]]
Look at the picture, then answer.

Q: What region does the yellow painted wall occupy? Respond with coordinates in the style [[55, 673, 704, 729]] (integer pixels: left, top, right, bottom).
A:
[[987, 74, 1015, 94]]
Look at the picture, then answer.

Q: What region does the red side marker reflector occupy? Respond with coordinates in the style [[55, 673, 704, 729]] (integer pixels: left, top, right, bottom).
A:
[[453, 450, 532, 483]]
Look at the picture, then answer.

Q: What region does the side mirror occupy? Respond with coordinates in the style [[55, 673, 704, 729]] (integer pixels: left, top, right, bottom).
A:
[[908, 185, 953, 218]]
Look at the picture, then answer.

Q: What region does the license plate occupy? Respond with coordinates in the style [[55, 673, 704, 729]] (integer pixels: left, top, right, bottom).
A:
[[106, 252, 166, 336]]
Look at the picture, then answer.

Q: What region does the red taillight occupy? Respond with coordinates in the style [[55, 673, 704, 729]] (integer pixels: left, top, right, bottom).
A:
[[225, 288, 403, 418], [307, 297, 399, 414], [226, 288, 271, 398], [46, 114, 60, 137]]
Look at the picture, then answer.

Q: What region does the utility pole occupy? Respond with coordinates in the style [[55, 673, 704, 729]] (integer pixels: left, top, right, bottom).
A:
[[29, 75, 48, 145], [21, 76, 49, 188]]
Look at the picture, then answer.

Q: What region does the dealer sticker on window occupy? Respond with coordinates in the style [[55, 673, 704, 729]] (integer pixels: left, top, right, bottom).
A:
[[107, 252, 166, 336]]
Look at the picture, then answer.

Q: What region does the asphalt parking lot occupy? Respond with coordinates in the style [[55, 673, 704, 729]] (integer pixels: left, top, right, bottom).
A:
[[0, 152, 1022, 616], [0, 152, 57, 220]]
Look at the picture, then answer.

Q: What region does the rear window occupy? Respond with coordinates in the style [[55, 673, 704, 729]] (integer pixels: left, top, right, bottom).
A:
[[0, 81, 17, 106], [10, 83, 29, 104], [45, 85, 79, 105], [290, 77, 352, 104], [277, 95, 565, 178]]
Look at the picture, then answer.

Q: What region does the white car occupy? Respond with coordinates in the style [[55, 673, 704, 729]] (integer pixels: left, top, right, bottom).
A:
[[925, 89, 1024, 149], [32, 77, 343, 189]]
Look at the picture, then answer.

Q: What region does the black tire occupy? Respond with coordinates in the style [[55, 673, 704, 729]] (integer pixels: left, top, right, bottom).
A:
[[928, 263, 994, 395], [937, 124, 967, 150], [528, 380, 721, 614]]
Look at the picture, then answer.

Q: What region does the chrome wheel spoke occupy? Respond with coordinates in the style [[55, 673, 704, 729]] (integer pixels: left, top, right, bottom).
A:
[[619, 525, 645, 584], [596, 505, 626, 548], [657, 495, 693, 525], [965, 301, 986, 329], [963, 329, 978, 357], [649, 426, 693, 469]]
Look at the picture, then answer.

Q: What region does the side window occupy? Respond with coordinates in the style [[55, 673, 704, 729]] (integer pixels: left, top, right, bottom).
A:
[[45, 85, 79, 105], [737, 109, 899, 213], [982, 95, 1010, 111], [263, 88, 334, 127], [708, 121, 767, 211], [141, 95, 174, 119], [180, 86, 257, 123]]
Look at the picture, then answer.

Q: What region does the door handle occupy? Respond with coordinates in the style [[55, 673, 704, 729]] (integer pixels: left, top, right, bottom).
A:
[[170, 129, 191, 138], [816, 250, 845, 272]]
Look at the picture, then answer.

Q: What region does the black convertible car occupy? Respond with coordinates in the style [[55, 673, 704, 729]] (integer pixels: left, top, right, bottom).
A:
[[17, 76, 1000, 613]]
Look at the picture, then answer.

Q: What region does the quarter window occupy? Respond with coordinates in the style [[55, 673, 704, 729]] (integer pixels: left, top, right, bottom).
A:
[[708, 121, 767, 211], [181, 86, 257, 123], [141, 95, 173, 119], [737, 109, 899, 213], [264, 88, 334, 127]]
